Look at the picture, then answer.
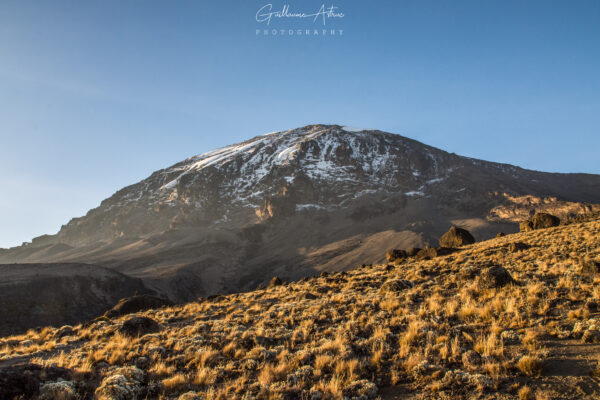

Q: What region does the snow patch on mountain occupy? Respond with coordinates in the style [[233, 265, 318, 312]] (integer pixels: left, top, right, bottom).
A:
[[342, 126, 370, 132], [112, 125, 465, 212]]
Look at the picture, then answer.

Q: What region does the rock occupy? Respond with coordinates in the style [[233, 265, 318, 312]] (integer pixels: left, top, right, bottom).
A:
[[586, 300, 598, 312], [39, 380, 76, 400], [519, 220, 534, 232], [341, 379, 378, 399], [134, 356, 150, 370], [118, 316, 160, 337], [520, 213, 561, 232], [411, 361, 444, 376], [379, 279, 413, 294], [582, 329, 600, 343], [407, 247, 422, 257], [439, 226, 475, 248], [462, 350, 482, 368], [302, 292, 318, 300], [414, 246, 456, 260], [146, 345, 166, 357], [56, 325, 75, 338], [178, 392, 204, 400], [309, 388, 323, 400], [95, 366, 145, 400], [442, 369, 492, 391], [508, 242, 530, 252], [496, 232, 505, 237], [104, 295, 173, 318], [476, 265, 514, 289], [386, 249, 407, 262], [500, 330, 521, 344], [268, 276, 283, 288], [415, 247, 438, 261], [531, 213, 561, 229]]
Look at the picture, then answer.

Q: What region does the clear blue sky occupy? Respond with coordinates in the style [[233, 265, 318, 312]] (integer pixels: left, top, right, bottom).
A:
[[1, 0, 599, 248]]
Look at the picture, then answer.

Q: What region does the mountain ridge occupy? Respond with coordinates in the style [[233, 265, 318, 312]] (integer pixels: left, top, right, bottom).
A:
[[1, 124, 600, 302]]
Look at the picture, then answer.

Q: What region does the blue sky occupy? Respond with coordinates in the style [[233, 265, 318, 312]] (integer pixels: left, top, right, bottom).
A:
[[0, 0, 599, 247]]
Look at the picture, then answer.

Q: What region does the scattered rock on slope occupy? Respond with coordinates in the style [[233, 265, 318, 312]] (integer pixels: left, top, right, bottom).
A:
[[268, 276, 283, 288], [520, 212, 561, 232], [386, 249, 408, 262], [439, 226, 475, 247], [118, 316, 160, 337], [508, 242, 530, 252], [379, 279, 413, 294], [476, 265, 515, 289], [532, 212, 561, 229], [519, 220, 534, 232]]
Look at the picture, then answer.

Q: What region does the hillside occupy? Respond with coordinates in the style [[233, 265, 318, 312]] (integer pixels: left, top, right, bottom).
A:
[[1, 125, 600, 303], [0, 263, 153, 336], [2, 216, 600, 399]]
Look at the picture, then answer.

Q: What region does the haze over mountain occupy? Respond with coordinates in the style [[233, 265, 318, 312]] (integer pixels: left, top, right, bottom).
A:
[[1, 124, 599, 307]]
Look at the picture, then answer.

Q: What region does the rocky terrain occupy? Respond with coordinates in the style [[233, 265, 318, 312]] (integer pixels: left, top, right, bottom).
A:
[[1, 215, 600, 399], [1, 124, 600, 335]]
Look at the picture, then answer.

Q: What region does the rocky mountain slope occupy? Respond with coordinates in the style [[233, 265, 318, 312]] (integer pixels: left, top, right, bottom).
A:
[[1, 124, 600, 302], [0, 263, 152, 336], [2, 216, 600, 399]]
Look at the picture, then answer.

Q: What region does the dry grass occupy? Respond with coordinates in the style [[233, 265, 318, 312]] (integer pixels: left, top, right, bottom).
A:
[[2, 217, 600, 399]]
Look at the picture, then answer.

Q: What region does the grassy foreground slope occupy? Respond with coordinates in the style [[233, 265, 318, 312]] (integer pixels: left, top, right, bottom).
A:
[[2, 217, 600, 399]]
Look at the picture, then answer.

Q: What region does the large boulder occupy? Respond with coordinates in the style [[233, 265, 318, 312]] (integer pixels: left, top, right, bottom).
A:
[[439, 226, 475, 248], [415, 247, 438, 261], [118, 316, 160, 337], [519, 221, 534, 232], [476, 265, 515, 289], [104, 295, 173, 318], [407, 247, 422, 257], [531, 213, 561, 229], [520, 212, 560, 232], [386, 249, 407, 262]]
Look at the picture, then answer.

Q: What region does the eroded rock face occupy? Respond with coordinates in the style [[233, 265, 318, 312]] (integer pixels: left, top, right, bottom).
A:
[[439, 226, 475, 248]]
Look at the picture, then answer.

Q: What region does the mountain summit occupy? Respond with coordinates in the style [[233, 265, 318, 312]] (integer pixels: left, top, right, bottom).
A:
[[2, 124, 600, 301]]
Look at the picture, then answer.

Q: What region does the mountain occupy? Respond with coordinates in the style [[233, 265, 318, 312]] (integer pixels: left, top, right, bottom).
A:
[[1, 124, 600, 302]]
